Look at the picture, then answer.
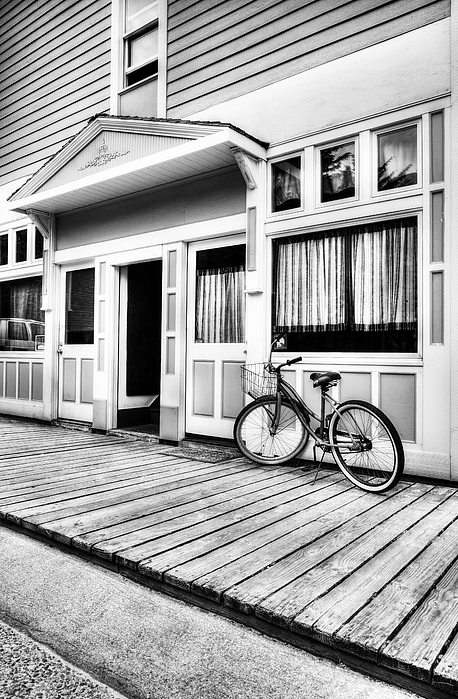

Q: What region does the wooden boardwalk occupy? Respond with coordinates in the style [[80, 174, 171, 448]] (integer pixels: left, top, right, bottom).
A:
[[0, 417, 458, 699]]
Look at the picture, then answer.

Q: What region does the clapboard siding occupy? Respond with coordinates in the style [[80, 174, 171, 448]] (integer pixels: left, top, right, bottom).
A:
[[0, 0, 111, 186], [166, 0, 450, 116]]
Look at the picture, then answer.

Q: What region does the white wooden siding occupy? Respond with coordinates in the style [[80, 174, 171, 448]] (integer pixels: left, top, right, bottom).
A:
[[167, 0, 450, 116], [0, 0, 111, 185]]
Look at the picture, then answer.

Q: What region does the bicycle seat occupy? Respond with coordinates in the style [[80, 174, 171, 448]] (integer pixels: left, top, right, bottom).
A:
[[310, 371, 341, 388]]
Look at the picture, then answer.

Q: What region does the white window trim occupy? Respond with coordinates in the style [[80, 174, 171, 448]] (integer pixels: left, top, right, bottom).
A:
[[267, 151, 305, 218], [372, 119, 422, 198], [110, 0, 167, 117]]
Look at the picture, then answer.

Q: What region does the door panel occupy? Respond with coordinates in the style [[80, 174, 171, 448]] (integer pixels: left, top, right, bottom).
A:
[[58, 267, 95, 423], [186, 238, 246, 438]]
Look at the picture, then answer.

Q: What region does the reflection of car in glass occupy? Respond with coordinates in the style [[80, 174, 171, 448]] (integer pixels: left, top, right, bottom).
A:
[[0, 319, 45, 351]]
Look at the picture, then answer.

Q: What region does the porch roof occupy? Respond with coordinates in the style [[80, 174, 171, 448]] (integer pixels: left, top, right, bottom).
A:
[[7, 115, 268, 215]]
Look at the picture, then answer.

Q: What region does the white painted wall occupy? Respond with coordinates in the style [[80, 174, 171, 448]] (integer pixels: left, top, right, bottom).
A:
[[189, 21, 451, 146]]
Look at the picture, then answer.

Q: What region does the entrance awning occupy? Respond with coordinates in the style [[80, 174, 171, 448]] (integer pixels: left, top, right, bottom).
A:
[[8, 115, 268, 215]]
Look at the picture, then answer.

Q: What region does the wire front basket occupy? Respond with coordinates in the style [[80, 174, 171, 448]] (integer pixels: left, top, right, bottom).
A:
[[241, 363, 278, 399]]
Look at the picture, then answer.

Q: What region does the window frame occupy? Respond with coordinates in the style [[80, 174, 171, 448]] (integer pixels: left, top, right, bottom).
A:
[[316, 136, 359, 207], [269, 213, 422, 363], [268, 152, 304, 217], [373, 120, 422, 197], [123, 0, 159, 90]]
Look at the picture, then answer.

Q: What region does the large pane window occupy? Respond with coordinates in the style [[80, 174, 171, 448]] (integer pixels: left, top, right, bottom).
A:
[[273, 218, 417, 353], [195, 245, 245, 343], [0, 276, 44, 351], [377, 125, 418, 191]]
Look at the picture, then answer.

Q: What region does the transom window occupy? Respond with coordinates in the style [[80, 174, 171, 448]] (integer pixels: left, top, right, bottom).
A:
[[377, 124, 418, 191], [271, 156, 302, 212], [272, 217, 418, 353], [319, 141, 356, 203]]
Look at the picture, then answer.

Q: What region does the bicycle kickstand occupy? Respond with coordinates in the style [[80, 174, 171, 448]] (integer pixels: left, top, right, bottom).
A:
[[312, 444, 326, 484]]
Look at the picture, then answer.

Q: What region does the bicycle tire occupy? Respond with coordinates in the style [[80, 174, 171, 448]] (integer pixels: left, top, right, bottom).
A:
[[329, 399, 404, 492], [234, 395, 309, 465]]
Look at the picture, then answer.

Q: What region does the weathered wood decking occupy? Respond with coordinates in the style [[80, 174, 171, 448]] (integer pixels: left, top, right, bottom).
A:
[[1, 417, 458, 699]]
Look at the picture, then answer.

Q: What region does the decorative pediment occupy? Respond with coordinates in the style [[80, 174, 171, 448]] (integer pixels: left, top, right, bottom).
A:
[[8, 116, 268, 213]]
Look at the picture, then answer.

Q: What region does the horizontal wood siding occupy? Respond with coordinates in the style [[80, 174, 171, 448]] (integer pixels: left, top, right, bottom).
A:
[[0, 0, 112, 185], [166, 0, 451, 117]]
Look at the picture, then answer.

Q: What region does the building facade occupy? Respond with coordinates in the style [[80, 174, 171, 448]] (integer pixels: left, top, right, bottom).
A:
[[1, 0, 457, 480]]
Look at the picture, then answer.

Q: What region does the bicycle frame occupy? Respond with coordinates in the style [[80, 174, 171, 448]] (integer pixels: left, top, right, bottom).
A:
[[269, 368, 367, 453]]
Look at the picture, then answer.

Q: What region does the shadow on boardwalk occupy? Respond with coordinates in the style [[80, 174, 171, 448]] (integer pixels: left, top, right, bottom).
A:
[[0, 417, 457, 699]]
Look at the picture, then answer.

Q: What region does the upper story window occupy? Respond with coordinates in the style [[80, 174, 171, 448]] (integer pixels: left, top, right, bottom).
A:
[[319, 140, 356, 203], [377, 124, 419, 192], [271, 155, 302, 213], [124, 0, 158, 88]]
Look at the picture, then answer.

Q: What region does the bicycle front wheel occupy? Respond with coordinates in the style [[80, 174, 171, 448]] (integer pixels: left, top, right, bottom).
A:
[[234, 396, 309, 465], [329, 400, 404, 492]]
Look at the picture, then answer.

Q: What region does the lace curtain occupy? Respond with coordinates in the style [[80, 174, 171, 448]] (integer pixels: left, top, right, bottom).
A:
[[196, 264, 245, 343], [274, 218, 417, 333]]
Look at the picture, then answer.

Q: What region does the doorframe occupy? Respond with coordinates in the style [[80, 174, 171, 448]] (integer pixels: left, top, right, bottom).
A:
[[56, 260, 96, 424], [185, 233, 247, 439]]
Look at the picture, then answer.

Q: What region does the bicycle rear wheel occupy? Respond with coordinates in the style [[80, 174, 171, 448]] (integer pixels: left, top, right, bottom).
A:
[[329, 400, 404, 492], [234, 396, 309, 465]]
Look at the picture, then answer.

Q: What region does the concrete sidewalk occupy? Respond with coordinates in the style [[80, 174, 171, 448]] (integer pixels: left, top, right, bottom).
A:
[[0, 526, 420, 699]]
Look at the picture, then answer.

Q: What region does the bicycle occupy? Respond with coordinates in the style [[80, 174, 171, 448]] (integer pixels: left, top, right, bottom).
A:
[[234, 334, 404, 493]]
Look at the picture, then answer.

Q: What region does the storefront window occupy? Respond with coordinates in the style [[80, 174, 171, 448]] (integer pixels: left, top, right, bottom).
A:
[[273, 218, 417, 353], [377, 125, 418, 191], [195, 245, 245, 343], [0, 276, 44, 351], [271, 156, 302, 212], [320, 141, 355, 202]]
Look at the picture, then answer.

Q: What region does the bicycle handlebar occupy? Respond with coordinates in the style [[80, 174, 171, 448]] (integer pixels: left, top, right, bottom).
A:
[[286, 356, 302, 366]]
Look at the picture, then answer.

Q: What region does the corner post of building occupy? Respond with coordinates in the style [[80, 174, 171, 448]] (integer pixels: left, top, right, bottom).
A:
[[234, 150, 268, 363], [160, 242, 186, 444], [450, 0, 458, 479]]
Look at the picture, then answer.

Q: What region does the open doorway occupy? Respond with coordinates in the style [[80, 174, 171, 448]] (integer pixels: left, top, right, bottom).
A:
[[117, 259, 162, 432]]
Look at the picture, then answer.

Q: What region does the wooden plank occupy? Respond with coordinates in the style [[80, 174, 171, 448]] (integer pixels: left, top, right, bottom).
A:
[[291, 494, 458, 642], [337, 511, 458, 663], [254, 485, 452, 629], [46, 464, 304, 546], [433, 631, 458, 693], [135, 476, 357, 579], [0, 450, 185, 491], [5, 460, 254, 529], [380, 557, 458, 682], [74, 468, 311, 554], [221, 482, 421, 615], [94, 472, 342, 565]]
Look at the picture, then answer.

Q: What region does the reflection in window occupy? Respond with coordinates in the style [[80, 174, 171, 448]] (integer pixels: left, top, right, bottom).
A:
[[0, 276, 44, 351], [272, 157, 301, 212], [34, 228, 43, 260], [320, 142, 355, 202], [378, 126, 417, 191], [195, 245, 245, 343], [15, 229, 27, 263], [65, 268, 95, 344], [0, 235, 7, 265]]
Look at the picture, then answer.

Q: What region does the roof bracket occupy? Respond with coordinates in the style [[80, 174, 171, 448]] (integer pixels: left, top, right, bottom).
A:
[[27, 209, 50, 239], [230, 147, 258, 190]]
